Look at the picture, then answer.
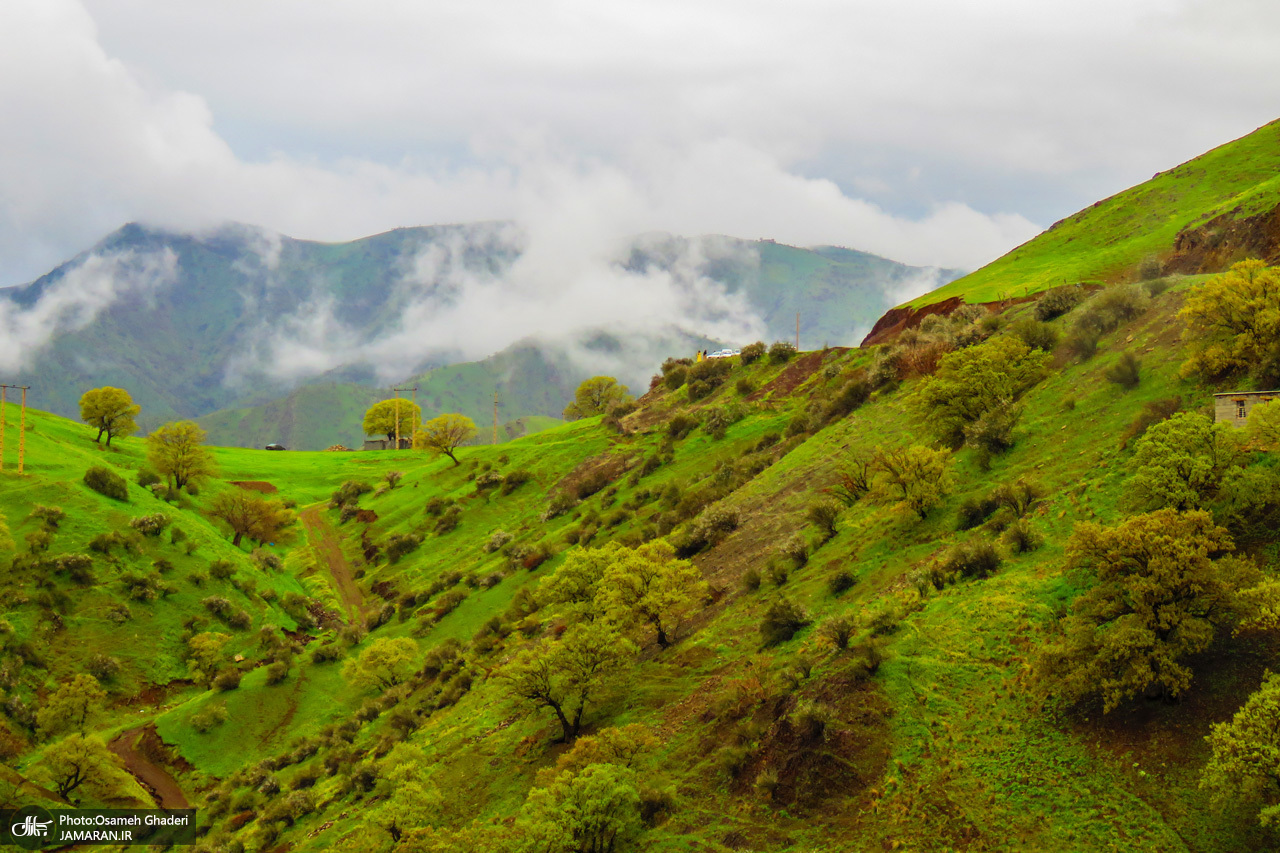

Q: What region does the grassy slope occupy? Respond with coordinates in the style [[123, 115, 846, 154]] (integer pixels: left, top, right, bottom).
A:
[[912, 118, 1280, 307], [3, 284, 1274, 849]]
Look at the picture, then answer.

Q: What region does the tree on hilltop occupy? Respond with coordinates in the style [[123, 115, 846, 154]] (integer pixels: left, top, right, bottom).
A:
[[563, 376, 631, 420], [363, 399, 422, 444], [79, 386, 140, 448], [413, 414, 477, 465], [146, 421, 215, 491]]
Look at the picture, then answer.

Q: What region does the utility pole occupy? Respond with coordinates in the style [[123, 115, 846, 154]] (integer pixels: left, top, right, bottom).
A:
[[493, 390, 499, 445], [0, 384, 30, 474], [392, 386, 418, 450]]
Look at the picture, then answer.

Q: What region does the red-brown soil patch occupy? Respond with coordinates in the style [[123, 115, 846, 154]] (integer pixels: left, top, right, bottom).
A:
[[747, 349, 845, 402], [109, 724, 191, 809], [231, 480, 278, 494]]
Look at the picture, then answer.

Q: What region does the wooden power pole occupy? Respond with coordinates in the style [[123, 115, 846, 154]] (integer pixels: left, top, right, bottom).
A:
[[392, 386, 418, 449], [0, 384, 30, 474]]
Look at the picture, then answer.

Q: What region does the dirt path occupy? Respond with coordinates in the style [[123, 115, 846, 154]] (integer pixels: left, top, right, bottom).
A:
[[300, 505, 364, 621], [108, 726, 190, 810]]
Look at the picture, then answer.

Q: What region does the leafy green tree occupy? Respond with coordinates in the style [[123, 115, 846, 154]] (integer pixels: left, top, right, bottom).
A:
[[515, 762, 643, 853], [563, 377, 632, 420], [1126, 412, 1241, 511], [501, 621, 636, 742], [1248, 399, 1280, 449], [79, 386, 140, 447], [36, 734, 133, 801], [870, 444, 954, 519], [207, 488, 294, 548], [413, 413, 477, 465], [1180, 259, 1280, 383], [146, 421, 216, 490], [917, 335, 1050, 448], [533, 724, 658, 788], [1202, 671, 1280, 827], [1035, 510, 1266, 712], [541, 546, 618, 617], [362, 399, 423, 443], [186, 631, 232, 685], [36, 674, 107, 737], [600, 541, 707, 648], [342, 637, 418, 690], [373, 743, 443, 842]]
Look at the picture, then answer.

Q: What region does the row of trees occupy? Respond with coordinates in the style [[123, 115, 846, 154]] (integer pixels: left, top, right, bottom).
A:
[[361, 401, 476, 465]]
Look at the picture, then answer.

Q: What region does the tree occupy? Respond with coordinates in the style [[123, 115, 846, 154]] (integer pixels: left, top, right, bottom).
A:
[[870, 444, 954, 519], [186, 631, 232, 685], [500, 621, 636, 742], [1180, 259, 1280, 384], [413, 414, 477, 465], [599, 541, 707, 648], [541, 546, 616, 616], [563, 377, 632, 420], [515, 762, 643, 853], [363, 399, 422, 444], [1202, 672, 1280, 827], [1248, 399, 1280, 449], [208, 488, 295, 548], [37, 734, 132, 801], [1035, 509, 1266, 712], [373, 743, 443, 843], [917, 335, 1050, 448], [36, 674, 107, 737], [342, 637, 418, 690], [146, 421, 216, 490], [1126, 412, 1241, 511], [79, 386, 140, 448]]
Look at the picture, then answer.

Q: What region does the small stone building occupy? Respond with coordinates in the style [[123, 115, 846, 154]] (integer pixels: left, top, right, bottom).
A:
[[1213, 391, 1280, 427], [362, 437, 412, 451]]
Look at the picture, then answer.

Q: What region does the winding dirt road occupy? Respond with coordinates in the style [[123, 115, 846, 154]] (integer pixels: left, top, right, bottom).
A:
[[108, 726, 190, 810], [300, 505, 364, 621]]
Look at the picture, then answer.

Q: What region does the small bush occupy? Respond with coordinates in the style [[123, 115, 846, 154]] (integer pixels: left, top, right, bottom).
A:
[[542, 493, 577, 521], [1061, 327, 1101, 362], [819, 614, 858, 650], [667, 414, 699, 440], [781, 536, 808, 568], [1104, 351, 1142, 390], [664, 366, 688, 390], [760, 598, 809, 647], [807, 501, 840, 542], [500, 469, 533, 495], [191, 703, 229, 733], [956, 495, 999, 531], [252, 549, 283, 572], [1007, 318, 1059, 352], [136, 468, 162, 488], [385, 533, 424, 563], [755, 431, 781, 452], [1144, 277, 1172, 297], [768, 341, 797, 364], [28, 505, 66, 529], [424, 496, 453, 517], [740, 341, 767, 365], [212, 669, 242, 691], [823, 377, 871, 422], [827, 570, 856, 596], [329, 480, 372, 509], [475, 470, 504, 493], [785, 412, 810, 437], [311, 643, 342, 664], [736, 377, 756, 396], [384, 470, 404, 489], [1003, 518, 1043, 554], [766, 561, 789, 587], [265, 662, 290, 685], [209, 560, 236, 581], [1033, 287, 1085, 321], [741, 567, 762, 592], [484, 530, 513, 553], [939, 540, 1003, 580], [790, 701, 832, 743], [434, 506, 462, 535], [84, 466, 129, 501], [129, 513, 170, 537], [87, 654, 122, 682]]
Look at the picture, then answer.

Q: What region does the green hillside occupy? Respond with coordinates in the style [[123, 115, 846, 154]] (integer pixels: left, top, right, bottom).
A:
[[912, 118, 1280, 307], [4, 267, 1280, 849]]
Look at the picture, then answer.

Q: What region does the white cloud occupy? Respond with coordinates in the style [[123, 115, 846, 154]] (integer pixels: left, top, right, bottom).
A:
[[0, 249, 178, 371]]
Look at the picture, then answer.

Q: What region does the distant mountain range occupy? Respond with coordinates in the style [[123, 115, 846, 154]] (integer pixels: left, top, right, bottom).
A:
[[0, 222, 961, 448]]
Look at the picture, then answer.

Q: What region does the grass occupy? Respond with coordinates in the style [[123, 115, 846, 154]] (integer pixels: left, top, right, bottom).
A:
[[913, 118, 1280, 307]]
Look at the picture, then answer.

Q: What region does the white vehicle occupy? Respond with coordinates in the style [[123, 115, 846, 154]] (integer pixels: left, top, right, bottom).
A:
[[707, 348, 741, 359]]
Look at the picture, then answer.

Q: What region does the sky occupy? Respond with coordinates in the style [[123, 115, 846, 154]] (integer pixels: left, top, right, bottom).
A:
[[3, 0, 1280, 290]]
